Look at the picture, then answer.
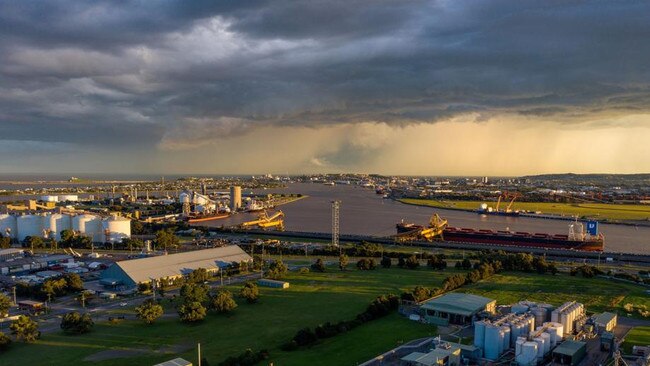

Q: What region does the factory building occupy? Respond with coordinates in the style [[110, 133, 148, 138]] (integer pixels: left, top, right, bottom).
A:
[[594, 312, 617, 333], [100, 246, 252, 288], [551, 340, 586, 365], [420, 293, 496, 326], [551, 301, 586, 336], [230, 186, 242, 211], [0, 213, 130, 243], [401, 346, 461, 366]]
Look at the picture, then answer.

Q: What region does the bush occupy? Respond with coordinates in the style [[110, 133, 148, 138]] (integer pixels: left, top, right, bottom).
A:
[[356, 258, 376, 270], [60, 312, 94, 334], [311, 258, 326, 272], [240, 282, 259, 304]]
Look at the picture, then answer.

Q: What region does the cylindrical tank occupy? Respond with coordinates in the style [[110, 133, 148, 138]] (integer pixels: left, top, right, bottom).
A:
[[512, 303, 529, 314], [534, 337, 545, 360], [474, 321, 486, 349], [517, 342, 538, 366], [502, 325, 511, 352], [0, 214, 18, 239], [534, 307, 547, 327], [40, 195, 59, 202], [103, 215, 131, 243], [527, 316, 535, 332], [17, 214, 44, 241], [515, 337, 525, 356], [179, 192, 191, 204], [72, 214, 103, 242], [484, 324, 503, 360], [44, 213, 72, 240], [59, 195, 79, 202], [540, 332, 551, 354]]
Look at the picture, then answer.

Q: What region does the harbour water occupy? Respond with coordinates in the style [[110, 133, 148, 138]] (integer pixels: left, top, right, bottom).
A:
[[202, 183, 650, 255]]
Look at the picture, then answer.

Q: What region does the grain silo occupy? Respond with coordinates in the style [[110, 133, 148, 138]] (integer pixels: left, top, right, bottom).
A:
[[484, 324, 504, 360], [17, 214, 44, 241], [516, 341, 538, 366], [43, 213, 72, 240], [73, 214, 103, 242], [0, 214, 17, 239], [103, 215, 131, 243], [474, 320, 486, 349]]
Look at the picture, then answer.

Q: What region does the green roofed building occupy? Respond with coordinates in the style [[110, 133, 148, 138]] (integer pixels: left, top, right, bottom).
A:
[[552, 340, 586, 365], [420, 293, 496, 325]]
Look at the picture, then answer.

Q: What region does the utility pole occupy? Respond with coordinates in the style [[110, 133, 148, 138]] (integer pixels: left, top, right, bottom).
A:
[[198, 343, 201, 366], [331, 200, 340, 253], [12, 286, 17, 306]]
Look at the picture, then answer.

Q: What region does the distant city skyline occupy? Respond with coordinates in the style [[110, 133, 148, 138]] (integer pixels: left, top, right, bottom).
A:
[[1, 2, 649, 175]]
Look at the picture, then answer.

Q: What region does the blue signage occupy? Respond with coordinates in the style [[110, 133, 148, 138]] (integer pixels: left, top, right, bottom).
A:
[[586, 221, 599, 236]]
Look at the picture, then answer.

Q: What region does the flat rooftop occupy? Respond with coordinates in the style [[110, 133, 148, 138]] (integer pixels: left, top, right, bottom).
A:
[[420, 293, 495, 316], [553, 340, 586, 356]]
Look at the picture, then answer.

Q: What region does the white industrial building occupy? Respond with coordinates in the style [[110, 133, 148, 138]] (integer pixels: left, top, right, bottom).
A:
[[0, 213, 130, 243]]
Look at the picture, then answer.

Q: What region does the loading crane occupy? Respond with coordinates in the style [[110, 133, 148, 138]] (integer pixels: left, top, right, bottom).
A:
[[240, 210, 285, 231], [393, 213, 448, 243]]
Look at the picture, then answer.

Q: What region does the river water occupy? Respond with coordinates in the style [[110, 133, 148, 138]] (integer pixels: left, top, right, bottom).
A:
[[198, 183, 650, 254]]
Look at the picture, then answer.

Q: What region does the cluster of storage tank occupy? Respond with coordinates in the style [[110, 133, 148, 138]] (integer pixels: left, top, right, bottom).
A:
[[474, 313, 536, 360], [0, 213, 130, 243], [514, 322, 564, 366], [39, 195, 79, 202], [551, 301, 585, 336]]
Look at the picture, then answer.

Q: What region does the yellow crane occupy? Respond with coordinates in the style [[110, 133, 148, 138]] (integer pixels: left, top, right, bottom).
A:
[[240, 210, 285, 231], [393, 213, 448, 243]]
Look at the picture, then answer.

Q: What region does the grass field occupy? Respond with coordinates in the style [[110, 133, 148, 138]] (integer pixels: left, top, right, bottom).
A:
[[458, 272, 650, 315], [0, 267, 448, 366], [621, 326, 650, 353], [3, 267, 649, 365], [399, 198, 650, 221]]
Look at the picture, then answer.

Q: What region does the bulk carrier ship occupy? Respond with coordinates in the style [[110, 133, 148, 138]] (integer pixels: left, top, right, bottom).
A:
[[396, 218, 604, 252]]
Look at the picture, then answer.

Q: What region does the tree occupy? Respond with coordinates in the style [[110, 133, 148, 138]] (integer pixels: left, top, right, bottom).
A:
[[10, 315, 39, 342], [60, 312, 94, 334], [0, 332, 11, 352], [0, 293, 11, 317], [180, 283, 210, 304], [380, 256, 392, 268], [122, 238, 144, 251], [155, 229, 179, 251], [64, 273, 84, 292], [60, 229, 75, 244], [311, 258, 326, 272], [23, 236, 44, 250], [338, 254, 349, 271], [178, 301, 207, 323], [0, 234, 10, 249], [397, 255, 406, 268], [135, 299, 164, 324], [405, 255, 420, 269], [210, 290, 238, 314], [267, 260, 288, 280], [356, 258, 376, 270], [187, 268, 210, 284], [240, 282, 259, 303], [131, 220, 145, 235]]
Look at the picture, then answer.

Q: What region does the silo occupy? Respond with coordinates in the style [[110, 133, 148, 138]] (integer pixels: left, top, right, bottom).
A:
[[103, 215, 131, 243], [501, 325, 511, 352], [533, 337, 545, 360], [512, 303, 529, 314], [17, 214, 44, 241], [44, 213, 71, 240], [560, 312, 570, 335], [474, 321, 486, 349], [515, 337, 525, 357], [484, 324, 503, 360], [534, 307, 547, 327], [540, 332, 551, 354], [179, 192, 191, 204], [527, 316, 535, 332], [517, 342, 538, 366], [73, 214, 103, 242], [59, 195, 78, 202], [0, 214, 18, 239]]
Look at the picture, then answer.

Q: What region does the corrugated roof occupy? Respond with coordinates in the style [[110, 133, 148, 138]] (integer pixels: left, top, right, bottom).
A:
[[421, 293, 495, 316], [553, 340, 586, 356], [115, 246, 251, 284], [594, 312, 617, 325], [153, 358, 192, 366]]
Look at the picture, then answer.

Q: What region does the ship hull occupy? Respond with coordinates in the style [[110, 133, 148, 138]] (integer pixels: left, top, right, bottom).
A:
[[187, 213, 230, 223]]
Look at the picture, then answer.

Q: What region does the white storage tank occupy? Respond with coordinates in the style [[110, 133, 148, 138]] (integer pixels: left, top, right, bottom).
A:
[[540, 332, 551, 354], [0, 214, 17, 239], [59, 195, 79, 202], [43, 213, 72, 240], [533, 307, 547, 327], [517, 342, 538, 366], [73, 214, 103, 242], [502, 325, 511, 352], [103, 215, 131, 243], [179, 192, 191, 204], [40, 195, 59, 202], [17, 214, 44, 241], [533, 337, 545, 360], [474, 320, 486, 349], [512, 303, 529, 314], [515, 337, 525, 356], [485, 324, 504, 360]]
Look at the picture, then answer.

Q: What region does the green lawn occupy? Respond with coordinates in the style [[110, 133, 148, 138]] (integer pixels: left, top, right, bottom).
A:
[[399, 198, 650, 221], [458, 272, 650, 315], [621, 326, 650, 354], [1, 267, 448, 366]]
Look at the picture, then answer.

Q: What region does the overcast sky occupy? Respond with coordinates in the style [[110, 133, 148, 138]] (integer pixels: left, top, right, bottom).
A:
[[1, 1, 649, 175]]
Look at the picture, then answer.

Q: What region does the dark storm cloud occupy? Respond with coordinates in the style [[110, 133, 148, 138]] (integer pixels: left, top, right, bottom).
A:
[[1, 0, 649, 152]]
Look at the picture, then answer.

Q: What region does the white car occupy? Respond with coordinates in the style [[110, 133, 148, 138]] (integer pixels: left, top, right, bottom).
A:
[[119, 302, 128, 307]]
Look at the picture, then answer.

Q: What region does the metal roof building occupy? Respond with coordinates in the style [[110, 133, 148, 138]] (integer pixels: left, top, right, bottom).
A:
[[594, 312, 617, 333], [100, 246, 252, 288], [420, 293, 496, 325], [552, 340, 586, 365]]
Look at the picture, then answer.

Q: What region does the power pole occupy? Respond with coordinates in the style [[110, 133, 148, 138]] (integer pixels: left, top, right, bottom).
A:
[[331, 200, 340, 253], [198, 343, 202, 366]]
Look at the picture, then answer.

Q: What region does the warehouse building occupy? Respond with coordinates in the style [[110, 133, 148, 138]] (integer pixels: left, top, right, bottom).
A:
[[420, 293, 496, 325], [594, 312, 617, 333], [100, 246, 252, 288], [552, 340, 586, 365]]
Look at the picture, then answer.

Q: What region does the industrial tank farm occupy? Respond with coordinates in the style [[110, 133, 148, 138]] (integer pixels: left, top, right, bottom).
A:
[[0, 213, 130, 243]]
